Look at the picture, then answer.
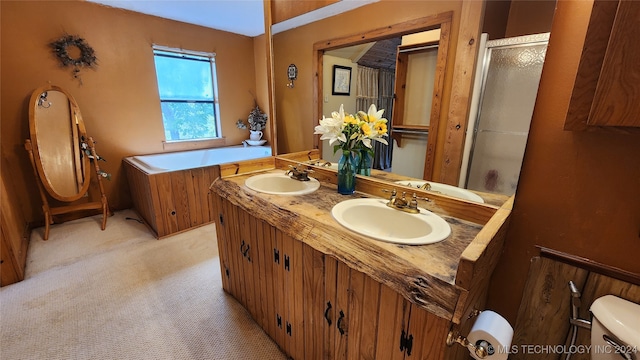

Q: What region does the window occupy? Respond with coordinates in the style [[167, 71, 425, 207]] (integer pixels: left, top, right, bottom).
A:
[[152, 46, 221, 141]]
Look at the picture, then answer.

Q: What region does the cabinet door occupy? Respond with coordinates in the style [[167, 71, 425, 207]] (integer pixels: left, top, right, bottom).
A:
[[214, 196, 259, 312], [267, 229, 306, 358], [326, 260, 410, 360], [405, 304, 450, 360], [302, 244, 325, 360], [324, 256, 339, 359], [347, 270, 389, 360], [238, 208, 263, 323], [281, 230, 305, 359], [333, 261, 350, 360], [213, 194, 233, 294], [566, 0, 640, 129], [225, 199, 248, 305], [588, 0, 640, 127], [375, 284, 411, 360], [257, 217, 279, 341]]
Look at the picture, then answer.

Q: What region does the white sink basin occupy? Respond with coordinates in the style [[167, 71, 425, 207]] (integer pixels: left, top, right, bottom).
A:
[[395, 181, 485, 203], [331, 198, 451, 245], [245, 173, 320, 195]]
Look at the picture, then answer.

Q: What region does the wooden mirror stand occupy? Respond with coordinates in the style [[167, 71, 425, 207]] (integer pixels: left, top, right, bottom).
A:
[[24, 85, 109, 240]]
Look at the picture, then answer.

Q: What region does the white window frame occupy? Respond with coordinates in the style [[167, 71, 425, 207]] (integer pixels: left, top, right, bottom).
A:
[[152, 45, 224, 149]]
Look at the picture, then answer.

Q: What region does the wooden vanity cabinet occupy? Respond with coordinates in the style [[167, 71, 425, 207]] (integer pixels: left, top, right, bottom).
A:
[[213, 193, 452, 360], [214, 194, 305, 358]]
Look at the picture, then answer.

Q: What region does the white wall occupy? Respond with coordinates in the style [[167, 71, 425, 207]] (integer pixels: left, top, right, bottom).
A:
[[391, 138, 428, 179], [322, 54, 357, 162], [392, 34, 439, 180]]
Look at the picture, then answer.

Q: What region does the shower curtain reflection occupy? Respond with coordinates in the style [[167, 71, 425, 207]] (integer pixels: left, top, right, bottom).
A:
[[356, 66, 394, 170], [375, 69, 395, 170]]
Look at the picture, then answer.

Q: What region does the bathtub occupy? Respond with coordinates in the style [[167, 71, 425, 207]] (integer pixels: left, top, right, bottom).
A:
[[126, 145, 272, 174], [123, 145, 272, 238]]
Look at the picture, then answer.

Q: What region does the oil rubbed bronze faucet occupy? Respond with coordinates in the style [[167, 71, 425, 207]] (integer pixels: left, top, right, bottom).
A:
[[384, 189, 423, 214], [285, 165, 313, 181]]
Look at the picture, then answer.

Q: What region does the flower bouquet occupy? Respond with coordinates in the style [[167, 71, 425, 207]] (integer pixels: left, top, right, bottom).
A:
[[236, 106, 268, 141], [314, 104, 388, 194]]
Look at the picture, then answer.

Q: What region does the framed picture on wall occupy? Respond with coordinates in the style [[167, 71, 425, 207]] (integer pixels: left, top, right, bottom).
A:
[[332, 65, 352, 95]]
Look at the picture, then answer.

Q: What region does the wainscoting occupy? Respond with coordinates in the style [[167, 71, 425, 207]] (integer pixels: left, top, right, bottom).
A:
[[512, 249, 640, 360], [123, 160, 219, 238]]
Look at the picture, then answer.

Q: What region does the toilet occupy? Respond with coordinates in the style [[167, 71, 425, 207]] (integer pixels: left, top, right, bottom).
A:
[[590, 295, 640, 360]]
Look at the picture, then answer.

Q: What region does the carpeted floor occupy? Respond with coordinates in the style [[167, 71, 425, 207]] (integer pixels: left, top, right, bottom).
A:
[[0, 209, 288, 360]]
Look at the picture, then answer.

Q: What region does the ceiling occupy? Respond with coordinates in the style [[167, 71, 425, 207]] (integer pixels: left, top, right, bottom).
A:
[[325, 38, 401, 70], [88, 0, 379, 37], [357, 38, 401, 70]]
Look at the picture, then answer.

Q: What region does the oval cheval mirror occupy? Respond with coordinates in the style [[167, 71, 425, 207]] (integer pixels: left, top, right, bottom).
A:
[[24, 85, 109, 240]]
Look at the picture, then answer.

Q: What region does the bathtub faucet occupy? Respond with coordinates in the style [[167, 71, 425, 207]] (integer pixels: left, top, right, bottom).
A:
[[285, 165, 314, 181]]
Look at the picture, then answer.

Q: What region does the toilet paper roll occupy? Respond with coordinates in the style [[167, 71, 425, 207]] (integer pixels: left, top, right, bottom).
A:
[[467, 310, 513, 360]]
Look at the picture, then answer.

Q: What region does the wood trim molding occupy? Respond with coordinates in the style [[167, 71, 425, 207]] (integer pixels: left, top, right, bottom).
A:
[[264, 0, 278, 154], [424, 19, 451, 181], [538, 246, 640, 285], [438, 0, 485, 185]]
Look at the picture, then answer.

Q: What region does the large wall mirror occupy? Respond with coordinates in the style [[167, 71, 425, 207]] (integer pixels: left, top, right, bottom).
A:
[[25, 85, 109, 240], [316, 13, 451, 183], [271, 2, 555, 198]]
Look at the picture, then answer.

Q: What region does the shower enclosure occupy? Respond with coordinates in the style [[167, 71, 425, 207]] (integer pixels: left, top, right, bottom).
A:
[[460, 33, 550, 196]]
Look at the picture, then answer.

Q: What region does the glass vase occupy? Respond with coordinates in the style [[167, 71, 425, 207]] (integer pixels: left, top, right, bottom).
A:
[[337, 150, 357, 195], [356, 149, 372, 176]]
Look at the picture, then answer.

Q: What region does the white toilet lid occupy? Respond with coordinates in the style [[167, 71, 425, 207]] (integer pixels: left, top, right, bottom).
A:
[[590, 295, 640, 349]]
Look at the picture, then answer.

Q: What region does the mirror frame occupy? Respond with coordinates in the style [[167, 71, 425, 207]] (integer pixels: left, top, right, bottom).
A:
[[313, 11, 453, 180], [28, 84, 92, 202]]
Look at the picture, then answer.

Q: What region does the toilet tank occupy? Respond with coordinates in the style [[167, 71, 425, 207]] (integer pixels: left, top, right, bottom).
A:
[[590, 295, 640, 360]]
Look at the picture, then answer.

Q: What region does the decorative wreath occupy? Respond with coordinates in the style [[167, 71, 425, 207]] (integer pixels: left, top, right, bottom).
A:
[[50, 35, 97, 79]]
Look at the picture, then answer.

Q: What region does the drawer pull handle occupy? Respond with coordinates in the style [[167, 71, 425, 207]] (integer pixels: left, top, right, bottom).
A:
[[337, 310, 346, 335], [324, 301, 332, 325]]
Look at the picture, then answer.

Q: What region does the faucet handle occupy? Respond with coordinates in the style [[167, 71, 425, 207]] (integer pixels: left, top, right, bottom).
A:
[[409, 193, 418, 210], [382, 188, 397, 200], [413, 193, 431, 202]]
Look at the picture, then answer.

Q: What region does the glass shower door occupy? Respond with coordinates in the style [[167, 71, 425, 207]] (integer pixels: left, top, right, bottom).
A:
[[464, 34, 549, 196]]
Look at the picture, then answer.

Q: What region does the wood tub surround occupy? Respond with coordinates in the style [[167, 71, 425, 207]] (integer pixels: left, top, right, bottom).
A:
[[209, 151, 514, 360], [123, 160, 220, 238]]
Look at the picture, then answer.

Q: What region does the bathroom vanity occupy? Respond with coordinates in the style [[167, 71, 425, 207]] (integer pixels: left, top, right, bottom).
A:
[[209, 150, 512, 360]]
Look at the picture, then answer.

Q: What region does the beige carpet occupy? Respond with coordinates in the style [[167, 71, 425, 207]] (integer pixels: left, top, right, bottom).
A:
[[0, 209, 288, 360]]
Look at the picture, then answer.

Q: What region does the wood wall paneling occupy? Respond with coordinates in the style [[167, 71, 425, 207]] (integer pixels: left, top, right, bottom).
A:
[[512, 257, 588, 360], [271, 0, 339, 25], [512, 256, 640, 360], [1, 158, 30, 286], [123, 161, 219, 238]]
